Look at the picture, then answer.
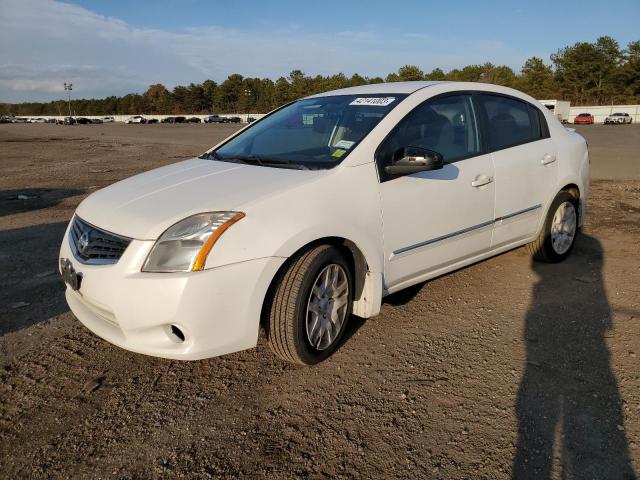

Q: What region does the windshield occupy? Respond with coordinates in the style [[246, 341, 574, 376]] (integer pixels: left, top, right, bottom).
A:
[[206, 94, 406, 169]]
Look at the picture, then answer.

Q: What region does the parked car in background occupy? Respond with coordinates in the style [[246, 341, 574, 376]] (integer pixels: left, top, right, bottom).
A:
[[147, 118, 159, 124], [246, 117, 257, 123], [187, 117, 202, 123], [75, 117, 94, 124], [227, 116, 242, 123], [91, 118, 104, 124], [46, 118, 57, 124], [29, 117, 46, 123], [604, 112, 632, 124], [13, 117, 28, 123], [125, 115, 147, 124], [204, 115, 227, 123], [573, 113, 594, 125], [101, 116, 115, 123], [0, 116, 14, 123], [60, 81, 589, 365], [162, 116, 187, 124], [63, 117, 76, 125]]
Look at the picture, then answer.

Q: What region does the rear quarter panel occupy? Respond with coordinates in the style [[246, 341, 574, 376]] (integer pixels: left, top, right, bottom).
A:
[[547, 121, 590, 226]]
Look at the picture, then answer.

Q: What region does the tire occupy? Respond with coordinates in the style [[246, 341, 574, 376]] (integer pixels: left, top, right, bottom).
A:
[[529, 191, 579, 263], [266, 244, 353, 365]]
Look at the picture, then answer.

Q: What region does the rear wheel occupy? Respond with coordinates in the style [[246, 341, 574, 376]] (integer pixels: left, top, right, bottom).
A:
[[266, 245, 352, 365], [529, 191, 579, 263]]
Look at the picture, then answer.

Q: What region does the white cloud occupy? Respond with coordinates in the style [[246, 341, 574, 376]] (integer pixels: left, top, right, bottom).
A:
[[0, 78, 61, 92], [0, 0, 527, 102]]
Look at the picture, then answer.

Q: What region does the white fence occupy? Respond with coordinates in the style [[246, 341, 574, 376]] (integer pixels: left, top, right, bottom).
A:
[[11, 113, 267, 123], [568, 105, 639, 124]]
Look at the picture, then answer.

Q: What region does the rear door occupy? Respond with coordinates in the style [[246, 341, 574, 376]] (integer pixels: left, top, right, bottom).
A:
[[478, 94, 558, 248]]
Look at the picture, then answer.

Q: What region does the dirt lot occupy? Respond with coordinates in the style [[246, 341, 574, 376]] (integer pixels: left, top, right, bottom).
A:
[[0, 123, 638, 479]]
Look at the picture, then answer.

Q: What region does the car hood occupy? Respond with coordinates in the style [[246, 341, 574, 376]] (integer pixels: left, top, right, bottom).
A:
[[76, 158, 324, 239]]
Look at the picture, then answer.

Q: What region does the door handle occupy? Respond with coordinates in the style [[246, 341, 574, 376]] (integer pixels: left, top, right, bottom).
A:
[[471, 175, 493, 188], [541, 153, 557, 165]]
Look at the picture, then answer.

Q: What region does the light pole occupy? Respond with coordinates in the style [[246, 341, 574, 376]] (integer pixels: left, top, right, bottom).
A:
[[64, 83, 73, 121], [244, 88, 252, 123]]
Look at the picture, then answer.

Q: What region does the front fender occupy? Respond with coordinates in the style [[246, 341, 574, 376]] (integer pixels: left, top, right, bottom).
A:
[[204, 162, 385, 317], [206, 162, 384, 272]]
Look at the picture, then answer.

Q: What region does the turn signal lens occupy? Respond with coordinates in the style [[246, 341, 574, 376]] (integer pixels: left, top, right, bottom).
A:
[[191, 212, 245, 271]]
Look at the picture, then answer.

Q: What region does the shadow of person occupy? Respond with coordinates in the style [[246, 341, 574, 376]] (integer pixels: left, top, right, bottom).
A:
[[513, 234, 636, 479], [0, 221, 70, 335], [0, 188, 83, 217]]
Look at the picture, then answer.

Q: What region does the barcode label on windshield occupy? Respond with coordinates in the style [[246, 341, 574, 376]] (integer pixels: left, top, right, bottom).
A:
[[349, 97, 396, 106]]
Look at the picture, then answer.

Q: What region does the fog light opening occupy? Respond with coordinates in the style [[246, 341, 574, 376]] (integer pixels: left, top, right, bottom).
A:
[[169, 324, 185, 343]]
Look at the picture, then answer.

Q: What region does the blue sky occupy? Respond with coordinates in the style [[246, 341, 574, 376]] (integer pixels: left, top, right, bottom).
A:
[[1, 0, 638, 102]]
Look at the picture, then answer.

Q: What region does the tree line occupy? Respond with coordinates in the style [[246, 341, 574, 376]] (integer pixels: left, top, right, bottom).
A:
[[2, 36, 638, 117]]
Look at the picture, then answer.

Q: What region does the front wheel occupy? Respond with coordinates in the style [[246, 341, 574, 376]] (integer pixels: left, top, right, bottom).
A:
[[266, 245, 352, 365], [529, 191, 579, 263]]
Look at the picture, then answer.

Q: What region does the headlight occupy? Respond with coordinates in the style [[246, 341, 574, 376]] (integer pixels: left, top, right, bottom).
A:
[[142, 212, 245, 272]]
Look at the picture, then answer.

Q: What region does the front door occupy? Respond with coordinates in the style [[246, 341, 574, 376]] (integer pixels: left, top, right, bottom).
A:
[[378, 94, 495, 291]]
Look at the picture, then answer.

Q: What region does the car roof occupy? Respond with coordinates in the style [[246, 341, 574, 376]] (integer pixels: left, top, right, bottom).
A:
[[304, 81, 556, 107], [305, 81, 449, 98]]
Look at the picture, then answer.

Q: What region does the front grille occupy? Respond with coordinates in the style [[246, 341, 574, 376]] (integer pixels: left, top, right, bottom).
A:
[[69, 216, 131, 265]]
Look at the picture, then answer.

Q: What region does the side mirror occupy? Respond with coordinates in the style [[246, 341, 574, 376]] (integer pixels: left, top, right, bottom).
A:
[[384, 146, 444, 175]]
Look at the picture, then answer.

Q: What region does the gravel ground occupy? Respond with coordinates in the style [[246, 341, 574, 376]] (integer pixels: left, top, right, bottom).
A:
[[0, 123, 638, 479]]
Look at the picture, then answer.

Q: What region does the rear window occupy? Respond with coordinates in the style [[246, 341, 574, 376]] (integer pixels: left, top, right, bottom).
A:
[[480, 95, 544, 151]]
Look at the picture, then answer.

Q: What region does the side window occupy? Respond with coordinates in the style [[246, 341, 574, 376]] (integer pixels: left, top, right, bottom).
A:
[[378, 94, 480, 168], [481, 95, 544, 150], [532, 105, 550, 138], [527, 105, 542, 139]]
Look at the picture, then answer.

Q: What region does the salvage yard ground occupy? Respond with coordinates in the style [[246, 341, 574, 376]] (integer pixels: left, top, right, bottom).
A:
[[1, 123, 639, 478]]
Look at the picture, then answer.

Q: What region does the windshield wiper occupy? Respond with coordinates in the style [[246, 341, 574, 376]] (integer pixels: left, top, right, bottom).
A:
[[200, 151, 252, 165], [199, 151, 221, 160], [210, 154, 310, 170]]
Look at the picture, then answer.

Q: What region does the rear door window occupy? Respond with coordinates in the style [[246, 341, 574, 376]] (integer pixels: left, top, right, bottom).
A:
[[480, 95, 544, 151]]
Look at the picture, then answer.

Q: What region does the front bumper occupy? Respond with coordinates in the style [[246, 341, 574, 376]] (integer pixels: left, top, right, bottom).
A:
[[59, 225, 285, 360]]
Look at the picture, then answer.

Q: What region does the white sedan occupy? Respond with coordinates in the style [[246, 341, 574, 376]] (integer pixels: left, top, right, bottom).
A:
[[124, 115, 146, 124], [604, 112, 632, 124], [59, 81, 589, 364]]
